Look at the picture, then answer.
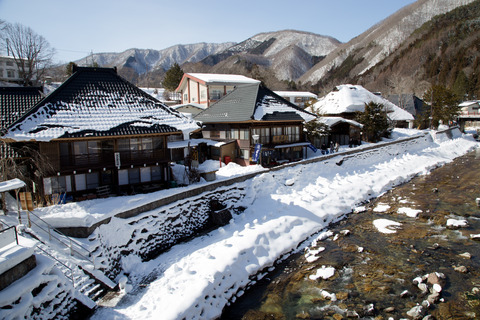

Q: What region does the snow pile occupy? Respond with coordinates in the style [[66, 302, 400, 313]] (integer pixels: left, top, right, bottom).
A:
[[0, 254, 76, 319], [88, 128, 478, 320], [309, 266, 336, 280], [398, 207, 422, 218], [373, 219, 402, 234]]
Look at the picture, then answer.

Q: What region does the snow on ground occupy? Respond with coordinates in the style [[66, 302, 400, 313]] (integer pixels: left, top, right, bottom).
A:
[[373, 219, 403, 234], [397, 207, 422, 218], [309, 266, 336, 280], [83, 128, 478, 320], [11, 161, 266, 228]]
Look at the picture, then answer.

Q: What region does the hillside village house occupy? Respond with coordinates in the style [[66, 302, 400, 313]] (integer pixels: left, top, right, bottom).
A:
[[274, 91, 318, 108], [176, 73, 260, 108], [314, 84, 415, 130], [387, 94, 426, 120], [194, 83, 316, 167], [0, 56, 36, 85], [1, 66, 199, 203], [457, 100, 480, 131], [315, 117, 363, 147]]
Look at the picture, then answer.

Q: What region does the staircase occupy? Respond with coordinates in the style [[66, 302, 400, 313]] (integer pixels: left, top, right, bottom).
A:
[[18, 211, 117, 309]]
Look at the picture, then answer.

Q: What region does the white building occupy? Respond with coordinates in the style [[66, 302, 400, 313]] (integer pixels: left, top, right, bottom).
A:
[[274, 91, 318, 108], [0, 56, 35, 84], [175, 73, 260, 108]]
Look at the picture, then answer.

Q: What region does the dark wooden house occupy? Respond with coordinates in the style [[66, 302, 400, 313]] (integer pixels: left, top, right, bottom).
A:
[[2, 67, 200, 202]]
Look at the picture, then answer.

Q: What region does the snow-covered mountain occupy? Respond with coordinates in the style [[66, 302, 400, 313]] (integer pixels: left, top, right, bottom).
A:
[[200, 30, 341, 81], [73, 30, 340, 82], [75, 42, 235, 74], [299, 0, 477, 86]]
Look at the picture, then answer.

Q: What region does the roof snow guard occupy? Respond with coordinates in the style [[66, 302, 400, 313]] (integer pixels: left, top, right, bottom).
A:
[[3, 67, 200, 142]]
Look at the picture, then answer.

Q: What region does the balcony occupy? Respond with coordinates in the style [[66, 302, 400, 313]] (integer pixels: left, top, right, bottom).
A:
[[59, 149, 169, 170]]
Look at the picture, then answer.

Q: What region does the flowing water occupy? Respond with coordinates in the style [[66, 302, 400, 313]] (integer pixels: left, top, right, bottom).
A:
[[222, 149, 480, 319]]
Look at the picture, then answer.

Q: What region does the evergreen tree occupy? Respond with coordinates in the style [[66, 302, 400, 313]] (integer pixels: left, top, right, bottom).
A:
[[162, 63, 184, 91], [304, 104, 329, 143], [356, 102, 389, 142], [422, 85, 460, 128], [65, 62, 77, 76]]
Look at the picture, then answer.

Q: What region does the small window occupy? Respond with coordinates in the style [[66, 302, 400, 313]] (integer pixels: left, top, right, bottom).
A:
[[210, 90, 222, 100], [239, 129, 249, 140], [140, 167, 151, 182], [86, 172, 99, 189], [118, 169, 129, 185], [151, 166, 162, 181], [75, 174, 87, 190], [240, 149, 250, 160], [129, 168, 140, 184]]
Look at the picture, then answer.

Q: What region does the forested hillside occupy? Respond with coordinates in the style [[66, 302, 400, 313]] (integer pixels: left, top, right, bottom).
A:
[[358, 0, 480, 99]]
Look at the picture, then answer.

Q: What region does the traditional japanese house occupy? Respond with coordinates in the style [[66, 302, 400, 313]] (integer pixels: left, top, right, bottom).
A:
[[314, 85, 414, 129], [194, 83, 316, 167], [1, 66, 200, 202]]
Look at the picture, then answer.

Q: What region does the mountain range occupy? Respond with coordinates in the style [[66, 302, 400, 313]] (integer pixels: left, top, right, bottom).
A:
[[69, 0, 479, 96]]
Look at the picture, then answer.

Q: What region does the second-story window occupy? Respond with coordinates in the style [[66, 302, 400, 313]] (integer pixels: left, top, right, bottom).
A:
[[210, 90, 222, 100]]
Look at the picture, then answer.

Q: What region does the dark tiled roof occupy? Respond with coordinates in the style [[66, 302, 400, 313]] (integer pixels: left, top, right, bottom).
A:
[[194, 84, 316, 123], [4, 67, 199, 141], [1, 86, 43, 130], [1, 86, 43, 157], [261, 111, 305, 121]]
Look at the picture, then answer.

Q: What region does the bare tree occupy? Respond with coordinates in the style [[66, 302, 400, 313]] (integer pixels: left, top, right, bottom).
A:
[[2, 22, 55, 86]]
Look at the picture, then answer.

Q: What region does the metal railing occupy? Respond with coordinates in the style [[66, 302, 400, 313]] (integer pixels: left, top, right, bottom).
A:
[[22, 210, 94, 266], [35, 244, 75, 286], [0, 225, 18, 249]]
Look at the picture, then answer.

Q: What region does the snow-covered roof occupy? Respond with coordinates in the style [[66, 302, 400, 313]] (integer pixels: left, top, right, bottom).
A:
[[185, 73, 260, 85], [253, 92, 316, 122], [459, 100, 480, 107], [0, 178, 25, 192], [314, 85, 414, 121], [3, 67, 200, 142], [274, 91, 318, 98], [318, 116, 363, 128], [167, 138, 226, 149]]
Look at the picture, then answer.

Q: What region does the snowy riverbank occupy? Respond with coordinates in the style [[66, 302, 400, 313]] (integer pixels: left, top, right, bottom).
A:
[[86, 128, 478, 320]]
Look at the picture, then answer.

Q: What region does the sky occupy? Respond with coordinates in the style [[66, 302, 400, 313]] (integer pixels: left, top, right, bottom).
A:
[[0, 0, 416, 64]]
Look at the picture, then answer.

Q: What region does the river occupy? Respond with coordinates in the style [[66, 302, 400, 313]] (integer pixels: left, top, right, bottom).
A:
[[221, 149, 480, 319]]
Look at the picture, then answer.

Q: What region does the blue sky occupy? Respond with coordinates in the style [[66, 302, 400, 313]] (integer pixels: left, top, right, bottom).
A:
[[1, 0, 416, 64]]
